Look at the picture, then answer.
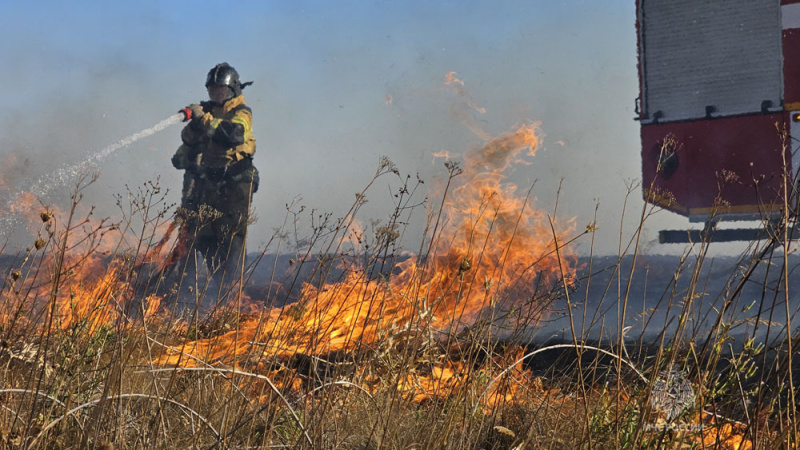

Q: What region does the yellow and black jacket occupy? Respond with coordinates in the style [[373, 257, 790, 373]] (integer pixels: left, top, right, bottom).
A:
[[176, 94, 256, 170]]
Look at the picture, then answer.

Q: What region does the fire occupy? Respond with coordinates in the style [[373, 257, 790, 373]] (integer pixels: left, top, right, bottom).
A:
[[1, 114, 574, 410], [700, 423, 751, 450], [394, 345, 544, 406], [432, 149, 456, 161], [55, 261, 124, 333], [0, 194, 176, 335], [0, 252, 162, 336], [445, 71, 465, 86], [695, 414, 754, 450], [155, 123, 575, 409], [144, 220, 179, 264]]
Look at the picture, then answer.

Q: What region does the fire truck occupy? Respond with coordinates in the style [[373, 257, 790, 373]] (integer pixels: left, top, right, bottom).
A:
[[637, 0, 800, 242]]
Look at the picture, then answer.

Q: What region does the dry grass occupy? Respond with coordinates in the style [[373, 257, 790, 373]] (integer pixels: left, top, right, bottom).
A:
[[1, 149, 799, 450]]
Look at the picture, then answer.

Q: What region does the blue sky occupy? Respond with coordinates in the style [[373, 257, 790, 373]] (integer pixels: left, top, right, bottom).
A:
[[1, 1, 684, 255]]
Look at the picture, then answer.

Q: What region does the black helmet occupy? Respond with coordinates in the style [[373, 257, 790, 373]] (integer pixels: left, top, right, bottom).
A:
[[206, 62, 248, 96]]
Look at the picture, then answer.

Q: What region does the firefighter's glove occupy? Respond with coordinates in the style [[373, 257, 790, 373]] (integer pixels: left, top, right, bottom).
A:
[[188, 104, 205, 121]]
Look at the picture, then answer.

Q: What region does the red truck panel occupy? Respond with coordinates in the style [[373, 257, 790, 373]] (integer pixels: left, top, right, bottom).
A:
[[641, 114, 789, 221]]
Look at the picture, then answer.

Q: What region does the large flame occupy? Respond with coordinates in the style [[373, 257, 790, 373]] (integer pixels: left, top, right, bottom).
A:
[[1, 117, 574, 408], [157, 124, 575, 388], [0, 199, 174, 335]]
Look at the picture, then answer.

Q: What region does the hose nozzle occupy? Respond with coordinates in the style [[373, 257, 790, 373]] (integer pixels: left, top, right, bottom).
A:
[[179, 107, 193, 122]]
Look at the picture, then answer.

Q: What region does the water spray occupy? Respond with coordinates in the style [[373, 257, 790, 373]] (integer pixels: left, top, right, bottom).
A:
[[31, 113, 185, 199], [0, 113, 187, 241]]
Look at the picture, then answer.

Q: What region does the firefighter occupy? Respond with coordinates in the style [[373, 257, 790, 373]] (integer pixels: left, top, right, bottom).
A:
[[170, 62, 259, 301]]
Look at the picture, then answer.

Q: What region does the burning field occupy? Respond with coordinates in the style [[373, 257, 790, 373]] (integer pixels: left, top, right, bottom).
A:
[[0, 121, 793, 448]]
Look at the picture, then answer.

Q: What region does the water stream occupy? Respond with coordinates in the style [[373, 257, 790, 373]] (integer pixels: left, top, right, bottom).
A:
[[0, 113, 184, 240]]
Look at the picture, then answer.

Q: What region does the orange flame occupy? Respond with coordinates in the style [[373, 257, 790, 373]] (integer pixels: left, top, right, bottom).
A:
[[0, 202, 170, 334], [54, 261, 126, 333], [1, 121, 575, 408], [395, 346, 542, 406], [695, 414, 754, 450], [445, 71, 465, 86], [157, 124, 575, 381]]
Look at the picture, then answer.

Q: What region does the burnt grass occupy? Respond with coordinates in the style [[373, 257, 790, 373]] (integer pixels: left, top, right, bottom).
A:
[[242, 249, 800, 423], [1, 249, 798, 356], [235, 251, 800, 346], [1, 250, 798, 448]]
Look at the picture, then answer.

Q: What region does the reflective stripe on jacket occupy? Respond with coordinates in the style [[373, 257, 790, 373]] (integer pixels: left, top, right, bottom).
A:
[[180, 94, 256, 168]]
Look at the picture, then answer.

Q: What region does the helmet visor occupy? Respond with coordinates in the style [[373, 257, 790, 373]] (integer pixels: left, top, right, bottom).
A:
[[208, 84, 233, 104]]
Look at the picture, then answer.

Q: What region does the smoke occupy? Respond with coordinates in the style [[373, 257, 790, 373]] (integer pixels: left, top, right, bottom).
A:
[[0, 1, 676, 256]]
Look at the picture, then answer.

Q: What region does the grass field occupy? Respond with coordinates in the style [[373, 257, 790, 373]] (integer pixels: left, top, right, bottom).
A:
[[0, 126, 796, 449]]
